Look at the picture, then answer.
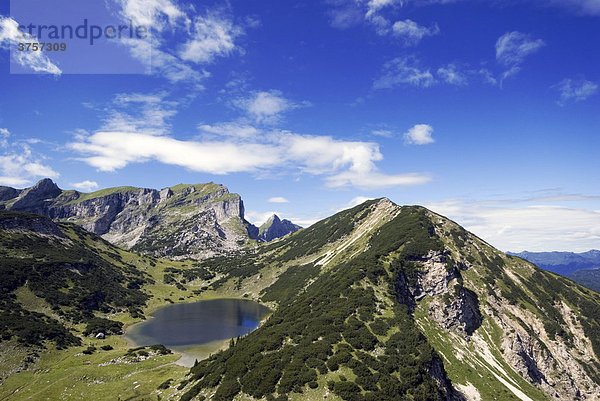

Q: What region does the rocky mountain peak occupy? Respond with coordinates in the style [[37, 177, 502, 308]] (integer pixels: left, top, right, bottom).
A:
[[11, 178, 62, 213], [258, 213, 301, 242]]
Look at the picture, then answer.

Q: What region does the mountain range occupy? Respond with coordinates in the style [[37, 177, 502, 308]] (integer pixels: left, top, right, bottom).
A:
[[0, 179, 301, 260], [509, 250, 600, 275], [510, 250, 600, 293], [1, 183, 600, 400]]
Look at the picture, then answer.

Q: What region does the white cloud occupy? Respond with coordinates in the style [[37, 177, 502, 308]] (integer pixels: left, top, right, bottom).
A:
[[69, 131, 279, 173], [392, 19, 439, 45], [366, 0, 404, 17], [236, 90, 298, 123], [554, 78, 598, 105], [179, 14, 242, 63], [374, 56, 436, 89], [437, 64, 467, 85], [0, 17, 62, 75], [425, 199, 600, 252], [403, 124, 435, 145], [495, 31, 544, 83], [0, 142, 59, 187], [70, 129, 430, 190], [116, 0, 187, 31], [70, 180, 99, 192], [268, 197, 289, 203]]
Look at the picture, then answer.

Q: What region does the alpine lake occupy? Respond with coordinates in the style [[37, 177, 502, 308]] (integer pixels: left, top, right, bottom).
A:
[[124, 298, 271, 366]]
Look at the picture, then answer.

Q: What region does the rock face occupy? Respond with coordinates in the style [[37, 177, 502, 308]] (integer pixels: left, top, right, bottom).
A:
[[0, 179, 267, 259], [257, 214, 301, 241]]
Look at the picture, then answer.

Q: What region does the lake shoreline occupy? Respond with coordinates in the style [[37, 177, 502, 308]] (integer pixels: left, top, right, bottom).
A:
[[122, 298, 272, 366]]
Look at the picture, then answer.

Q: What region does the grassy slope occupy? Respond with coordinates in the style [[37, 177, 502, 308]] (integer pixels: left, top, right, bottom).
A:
[[0, 211, 254, 400]]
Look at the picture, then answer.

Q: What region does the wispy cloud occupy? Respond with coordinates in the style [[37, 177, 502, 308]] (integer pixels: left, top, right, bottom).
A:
[[113, 2, 247, 84], [97, 92, 179, 136], [235, 90, 304, 123], [328, 0, 438, 45], [198, 122, 261, 139], [268, 197, 290, 203], [437, 64, 468, 85], [554, 78, 598, 105], [70, 180, 99, 192], [403, 124, 435, 145], [392, 19, 439, 45], [374, 56, 436, 89], [179, 13, 243, 63], [495, 31, 544, 83], [116, 0, 188, 30], [0, 17, 62, 75], [371, 129, 394, 137]]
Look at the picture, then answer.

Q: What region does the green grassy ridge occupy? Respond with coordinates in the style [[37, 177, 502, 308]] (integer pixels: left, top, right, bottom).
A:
[[179, 207, 455, 401]]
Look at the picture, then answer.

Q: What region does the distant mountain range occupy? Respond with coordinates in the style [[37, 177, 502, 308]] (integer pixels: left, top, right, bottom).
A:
[[0, 179, 300, 260], [508, 250, 600, 275], [509, 250, 600, 292]]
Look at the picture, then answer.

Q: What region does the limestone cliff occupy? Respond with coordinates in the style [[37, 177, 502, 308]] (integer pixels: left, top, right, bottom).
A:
[[0, 179, 260, 259]]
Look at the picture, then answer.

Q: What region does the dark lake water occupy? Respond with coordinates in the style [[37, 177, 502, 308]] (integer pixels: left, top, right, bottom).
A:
[[125, 299, 271, 348]]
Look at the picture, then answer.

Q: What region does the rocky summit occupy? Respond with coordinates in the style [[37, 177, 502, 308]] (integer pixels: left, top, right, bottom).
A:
[[258, 214, 302, 242], [0, 179, 299, 259]]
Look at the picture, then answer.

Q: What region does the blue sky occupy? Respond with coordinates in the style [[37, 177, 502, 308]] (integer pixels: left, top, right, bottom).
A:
[[0, 0, 599, 252]]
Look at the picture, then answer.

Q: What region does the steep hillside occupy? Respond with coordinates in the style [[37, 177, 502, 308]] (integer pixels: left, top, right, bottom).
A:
[[0, 179, 260, 259], [258, 214, 302, 241], [176, 199, 600, 401], [0, 210, 150, 348], [0, 210, 226, 399]]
